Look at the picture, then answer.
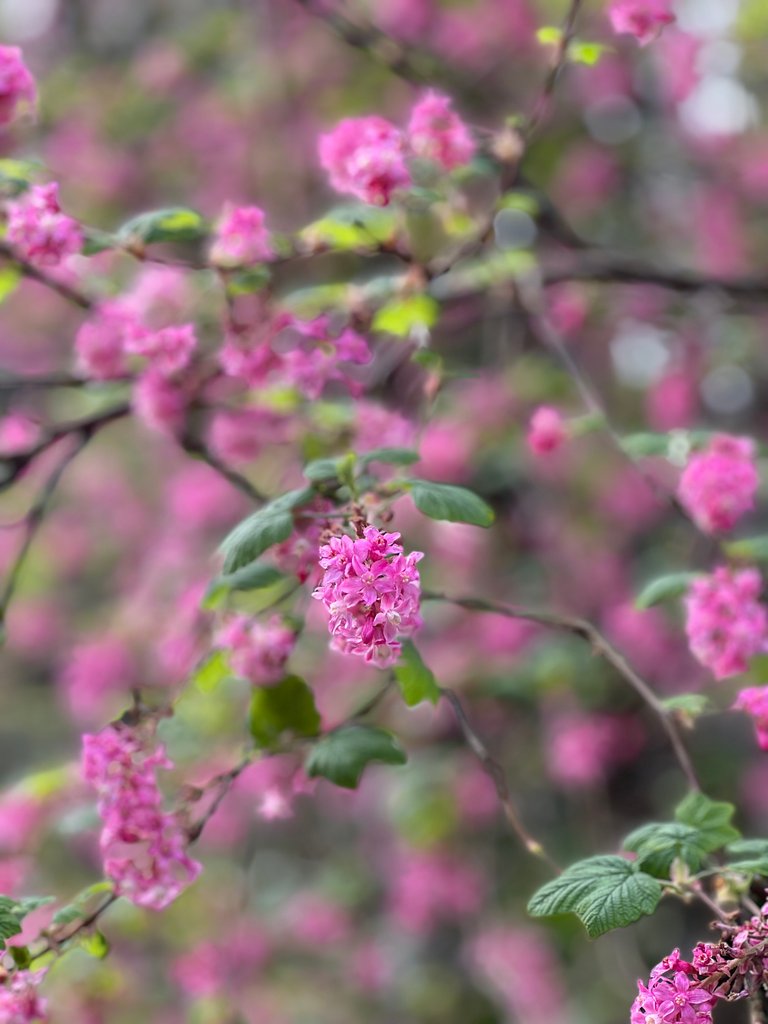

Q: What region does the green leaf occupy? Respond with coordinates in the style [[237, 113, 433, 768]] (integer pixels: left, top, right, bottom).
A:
[[192, 650, 232, 693], [675, 793, 741, 850], [118, 207, 207, 246], [409, 480, 494, 527], [358, 447, 420, 468], [303, 456, 346, 483], [203, 562, 286, 609], [0, 895, 53, 948], [8, 946, 30, 969], [249, 675, 321, 748], [80, 930, 110, 959], [0, 158, 39, 197], [52, 905, 82, 927], [225, 265, 272, 295], [528, 855, 662, 938], [620, 433, 671, 458], [306, 725, 407, 789], [536, 25, 562, 45], [395, 640, 440, 707], [635, 572, 701, 609], [623, 822, 711, 877], [724, 535, 768, 563], [660, 694, 710, 719], [219, 498, 299, 574], [300, 204, 396, 252], [372, 295, 439, 338], [81, 228, 117, 255], [724, 839, 768, 873], [0, 266, 20, 304], [570, 40, 608, 65]]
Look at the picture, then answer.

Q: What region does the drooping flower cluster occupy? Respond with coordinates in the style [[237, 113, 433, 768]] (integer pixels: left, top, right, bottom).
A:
[[216, 614, 296, 686], [82, 725, 201, 911], [678, 435, 758, 535], [0, 970, 48, 1024], [608, 0, 675, 46], [0, 45, 36, 127], [684, 567, 767, 680], [319, 91, 475, 205], [209, 204, 273, 265], [527, 406, 568, 457], [313, 525, 423, 666], [734, 686, 768, 750], [6, 183, 82, 267]]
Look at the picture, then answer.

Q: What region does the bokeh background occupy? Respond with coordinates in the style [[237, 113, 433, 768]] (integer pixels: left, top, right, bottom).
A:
[[2, 0, 768, 1021]]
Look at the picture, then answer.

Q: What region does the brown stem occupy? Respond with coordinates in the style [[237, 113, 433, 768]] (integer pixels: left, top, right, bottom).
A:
[[423, 590, 701, 792], [0, 241, 93, 310], [440, 687, 558, 871], [178, 431, 266, 504]]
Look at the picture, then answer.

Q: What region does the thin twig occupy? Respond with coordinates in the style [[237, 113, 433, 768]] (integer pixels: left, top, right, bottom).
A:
[[0, 241, 94, 310], [523, 0, 584, 142], [423, 590, 701, 792], [440, 686, 559, 871], [178, 431, 267, 503]]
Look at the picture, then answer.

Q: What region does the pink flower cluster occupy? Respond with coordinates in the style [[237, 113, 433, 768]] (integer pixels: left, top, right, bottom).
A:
[[608, 0, 675, 46], [0, 45, 36, 126], [6, 183, 82, 267], [734, 686, 768, 750], [678, 435, 758, 535], [82, 725, 201, 910], [319, 90, 475, 205], [632, 954, 715, 1024], [527, 406, 567, 456], [312, 525, 423, 666], [684, 568, 767, 680], [210, 204, 273, 265], [0, 971, 48, 1024], [220, 313, 370, 399], [216, 614, 295, 686]]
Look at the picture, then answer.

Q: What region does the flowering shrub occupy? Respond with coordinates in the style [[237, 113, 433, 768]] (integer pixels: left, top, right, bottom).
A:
[[1, 4, 768, 1023]]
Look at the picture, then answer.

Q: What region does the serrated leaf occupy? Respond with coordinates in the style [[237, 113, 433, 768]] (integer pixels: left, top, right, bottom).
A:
[[675, 793, 740, 850], [219, 505, 295, 575], [528, 855, 662, 938], [306, 725, 407, 789], [623, 822, 710, 877], [724, 839, 768, 874], [118, 207, 207, 245], [203, 562, 286, 609], [395, 640, 440, 707], [724, 535, 768, 563], [635, 572, 700, 609], [372, 295, 439, 338], [409, 479, 494, 527], [359, 447, 420, 468], [249, 674, 321, 749]]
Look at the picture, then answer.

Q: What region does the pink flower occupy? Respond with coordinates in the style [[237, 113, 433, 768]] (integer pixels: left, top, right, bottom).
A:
[[608, 0, 675, 46], [132, 368, 188, 435], [208, 407, 286, 466], [407, 90, 475, 170], [0, 413, 39, 457], [210, 204, 273, 265], [82, 725, 201, 911], [6, 183, 82, 267], [312, 525, 423, 666], [74, 300, 145, 381], [527, 406, 567, 456], [216, 614, 296, 686], [678, 434, 758, 534], [0, 46, 36, 126], [0, 970, 48, 1023], [684, 567, 768, 680], [278, 316, 371, 399], [318, 115, 411, 205], [632, 967, 716, 1024], [124, 323, 197, 377], [734, 686, 768, 750]]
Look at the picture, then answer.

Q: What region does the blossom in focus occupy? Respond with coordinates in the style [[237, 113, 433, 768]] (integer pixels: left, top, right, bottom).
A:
[[82, 725, 201, 911], [407, 90, 475, 170], [318, 115, 411, 205], [678, 434, 758, 534], [734, 686, 768, 750], [312, 525, 423, 666], [210, 204, 273, 265], [684, 567, 767, 680], [0, 46, 36, 126], [527, 406, 567, 456], [608, 0, 675, 46], [6, 183, 82, 267]]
